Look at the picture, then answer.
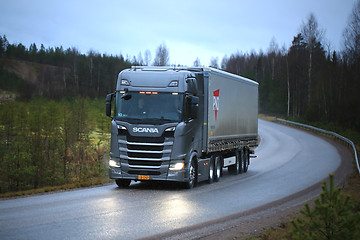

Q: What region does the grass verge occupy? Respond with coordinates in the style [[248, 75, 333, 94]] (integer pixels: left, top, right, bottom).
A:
[[0, 178, 113, 199]]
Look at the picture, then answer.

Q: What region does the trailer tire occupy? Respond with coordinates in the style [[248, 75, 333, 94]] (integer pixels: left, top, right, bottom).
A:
[[208, 156, 215, 184], [115, 179, 131, 188], [243, 148, 249, 173], [236, 149, 245, 174], [184, 157, 197, 189], [214, 155, 221, 182], [228, 150, 240, 175]]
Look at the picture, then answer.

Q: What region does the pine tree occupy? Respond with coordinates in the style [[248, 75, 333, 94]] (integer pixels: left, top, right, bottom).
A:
[[291, 174, 360, 240]]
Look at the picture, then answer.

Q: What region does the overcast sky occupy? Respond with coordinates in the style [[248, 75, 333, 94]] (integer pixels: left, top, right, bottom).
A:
[[0, 0, 357, 66]]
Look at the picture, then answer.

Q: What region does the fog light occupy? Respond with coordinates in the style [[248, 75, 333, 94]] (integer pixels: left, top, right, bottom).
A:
[[109, 159, 120, 168], [169, 162, 184, 170]]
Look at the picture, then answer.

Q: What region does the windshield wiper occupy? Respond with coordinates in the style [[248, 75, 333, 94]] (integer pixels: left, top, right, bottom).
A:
[[141, 118, 178, 124], [160, 118, 177, 123], [118, 117, 143, 123]]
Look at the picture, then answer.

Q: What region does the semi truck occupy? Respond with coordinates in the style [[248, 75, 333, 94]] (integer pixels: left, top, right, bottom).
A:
[[106, 66, 258, 188]]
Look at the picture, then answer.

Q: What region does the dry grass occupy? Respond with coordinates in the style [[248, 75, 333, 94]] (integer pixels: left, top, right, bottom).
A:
[[258, 114, 277, 122], [0, 178, 113, 199]]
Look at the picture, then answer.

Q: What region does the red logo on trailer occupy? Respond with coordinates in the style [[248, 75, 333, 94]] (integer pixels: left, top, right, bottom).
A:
[[213, 89, 220, 120]]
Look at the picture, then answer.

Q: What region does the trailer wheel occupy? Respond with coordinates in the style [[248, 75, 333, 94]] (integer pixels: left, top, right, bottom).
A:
[[243, 148, 249, 173], [115, 179, 131, 188], [184, 157, 197, 189], [214, 155, 221, 182], [208, 156, 215, 184], [228, 150, 240, 175], [239, 149, 244, 174]]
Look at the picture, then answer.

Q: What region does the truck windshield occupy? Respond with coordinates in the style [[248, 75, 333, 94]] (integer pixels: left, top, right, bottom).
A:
[[115, 92, 183, 123]]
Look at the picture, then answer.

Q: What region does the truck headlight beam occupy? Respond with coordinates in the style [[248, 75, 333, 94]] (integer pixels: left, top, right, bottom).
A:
[[169, 162, 184, 171], [109, 159, 121, 168]]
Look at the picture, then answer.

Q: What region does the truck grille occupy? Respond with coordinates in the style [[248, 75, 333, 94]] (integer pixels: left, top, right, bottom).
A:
[[118, 130, 174, 174]]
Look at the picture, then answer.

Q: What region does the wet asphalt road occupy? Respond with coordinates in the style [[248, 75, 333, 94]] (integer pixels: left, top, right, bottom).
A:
[[0, 120, 341, 240]]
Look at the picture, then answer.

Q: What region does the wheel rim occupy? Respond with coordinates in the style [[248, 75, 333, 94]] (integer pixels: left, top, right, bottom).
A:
[[209, 163, 214, 179]]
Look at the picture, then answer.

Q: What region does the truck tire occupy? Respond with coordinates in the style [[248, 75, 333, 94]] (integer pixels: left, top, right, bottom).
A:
[[214, 155, 221, 182], [115, 179, 131, 188], [239, 149, 244, 174], [184, 157, 197, 189], [228, 150, 240, 175], [243, 148, 249, 173], [208, 156, 215, 184]]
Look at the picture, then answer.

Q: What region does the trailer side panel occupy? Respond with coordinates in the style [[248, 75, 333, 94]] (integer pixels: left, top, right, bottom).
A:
[[207, 69, 258, 152]]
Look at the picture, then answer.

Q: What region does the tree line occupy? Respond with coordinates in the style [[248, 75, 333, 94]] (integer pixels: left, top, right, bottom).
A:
[[221, 6, 360, 131], [0, 38, 172, 100], [0, 39, 132, 99]]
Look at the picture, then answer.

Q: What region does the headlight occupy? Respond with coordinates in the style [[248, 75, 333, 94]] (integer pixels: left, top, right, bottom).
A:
[[109, 159, 121, 168], [169, 162, 184, 170], [165, 126, 176, 132]]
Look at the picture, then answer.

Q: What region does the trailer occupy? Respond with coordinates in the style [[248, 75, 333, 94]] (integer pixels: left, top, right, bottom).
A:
[[106, 66, 258, 188]]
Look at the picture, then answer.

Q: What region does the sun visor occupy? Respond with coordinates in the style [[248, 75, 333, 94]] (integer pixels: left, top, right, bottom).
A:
[[117, 69, 187, 92]]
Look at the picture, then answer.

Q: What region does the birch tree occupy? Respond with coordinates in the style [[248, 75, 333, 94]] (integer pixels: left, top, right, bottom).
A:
[[343, 0, 360, 63], [300, 13, 324, 106], [153, 43, 169, 66]]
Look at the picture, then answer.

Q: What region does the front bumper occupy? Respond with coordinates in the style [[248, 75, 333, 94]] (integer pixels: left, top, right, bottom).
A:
[[109, 166, 186, 182]]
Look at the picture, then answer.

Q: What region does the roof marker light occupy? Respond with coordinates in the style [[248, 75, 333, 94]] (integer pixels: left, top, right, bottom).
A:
[[121, 79, 130, 86], [168, 80, 178, 87]]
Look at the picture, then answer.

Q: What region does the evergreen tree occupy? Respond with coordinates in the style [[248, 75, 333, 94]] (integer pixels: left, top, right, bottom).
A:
[[292, 174, 360, 240]]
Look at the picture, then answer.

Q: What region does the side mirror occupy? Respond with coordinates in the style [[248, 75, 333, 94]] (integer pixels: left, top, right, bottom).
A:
[[185, 94, 199, 120], [186, 77, 198, 95], [190, 103, 198, 119], [121, 88, 132, 100], [106, 93, 115, 117]]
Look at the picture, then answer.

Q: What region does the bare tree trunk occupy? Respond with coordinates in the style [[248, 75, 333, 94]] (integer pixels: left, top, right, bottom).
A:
[[271, 57, 275, 81], [286, 56, 290, 117], [89, 56, 93, 88], [97, 69, 100, 98], [307, 50, 312, 106], [73, 61, 79, 93], [63, 70, 66, 89]]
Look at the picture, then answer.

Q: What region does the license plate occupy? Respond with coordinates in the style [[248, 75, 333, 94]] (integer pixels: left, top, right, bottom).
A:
[[138, 175, 150, 180]]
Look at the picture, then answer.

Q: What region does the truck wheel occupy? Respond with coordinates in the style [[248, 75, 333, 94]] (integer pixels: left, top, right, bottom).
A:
[[115, 179, 131, 188], [184, 157, 197, 189], [239, 149, 244, 174], [208, 156, 215, 184], [214, 155, 221, 182], [243, 148, 249, 173], [228, 150, 240, 175]]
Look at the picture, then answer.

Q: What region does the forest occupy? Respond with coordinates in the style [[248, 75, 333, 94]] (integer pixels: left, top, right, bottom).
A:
[[1, 3, 360, 193]]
